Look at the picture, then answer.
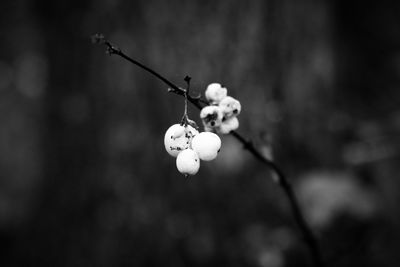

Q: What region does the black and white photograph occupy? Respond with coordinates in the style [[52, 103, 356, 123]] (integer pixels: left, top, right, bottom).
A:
[[1, 1, 400, 266]]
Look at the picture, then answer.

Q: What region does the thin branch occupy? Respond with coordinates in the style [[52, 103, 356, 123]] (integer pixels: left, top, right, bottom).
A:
[[92, 34, 324, 267]]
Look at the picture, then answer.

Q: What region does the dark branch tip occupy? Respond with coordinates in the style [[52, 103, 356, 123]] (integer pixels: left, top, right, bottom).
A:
[[91, 33, 122, 56], [91, 33, 106, 44]]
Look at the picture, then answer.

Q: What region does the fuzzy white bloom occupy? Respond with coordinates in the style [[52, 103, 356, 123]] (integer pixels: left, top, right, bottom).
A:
[[205, 83, 228, 104], [200, 105, 224, 129], [217, 116, 239, 134], [219, 96, 241, 118]]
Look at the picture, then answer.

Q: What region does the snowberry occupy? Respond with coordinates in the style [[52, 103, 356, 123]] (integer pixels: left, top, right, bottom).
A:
[[191, 132, 221, 161], [217, 116, 239, 134], [219, 96, 241, 118], [200, 105, 223, 129], [164, 124, 199, 157], [176, 149, 200, 175], [205, 83, 228, 104]]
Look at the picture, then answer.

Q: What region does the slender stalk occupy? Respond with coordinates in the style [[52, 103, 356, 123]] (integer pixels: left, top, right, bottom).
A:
[[180, 76, 191, 126], [92, 34, 324, 267]]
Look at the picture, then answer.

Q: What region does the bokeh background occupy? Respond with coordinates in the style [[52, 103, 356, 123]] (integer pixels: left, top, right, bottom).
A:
[[1, 0, 400, 266]]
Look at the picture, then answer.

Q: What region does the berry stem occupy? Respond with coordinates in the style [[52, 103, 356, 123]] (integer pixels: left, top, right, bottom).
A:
[[92, 34, 324, 267], [180, 76, 191, 126]]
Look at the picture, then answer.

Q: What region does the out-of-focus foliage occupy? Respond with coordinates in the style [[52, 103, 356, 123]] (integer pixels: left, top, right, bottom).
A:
[[0, 0, 399, 266], [297, 171, 377, 228]]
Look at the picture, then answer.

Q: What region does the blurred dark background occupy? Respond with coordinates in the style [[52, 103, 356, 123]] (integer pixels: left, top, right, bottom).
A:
[[1, 0, 400, 266]]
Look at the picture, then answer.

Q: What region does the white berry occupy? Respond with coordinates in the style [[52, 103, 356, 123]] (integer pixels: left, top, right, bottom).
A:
[[205, 83, 228, 104], [191, 132, 221, 161], [200, 105, 223, 129], [219, 96, 241, 118], [164, 124, 199, 157], [217, 116, 239, 134], [176, 149, 200, 175]]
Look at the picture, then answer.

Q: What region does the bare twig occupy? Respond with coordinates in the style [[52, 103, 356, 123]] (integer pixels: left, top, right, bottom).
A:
[[92, 34, 324, 267]]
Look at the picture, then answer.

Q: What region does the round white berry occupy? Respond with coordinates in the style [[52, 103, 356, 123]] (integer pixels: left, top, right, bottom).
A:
[[217, 116, 239, 134], [164, 124, 199, 157], [205, 83, 228, 104], [219, 96, 241, 118], [176, 149, 200, 175], [200, 105, 223, 129], [191, 132, 221, 161]]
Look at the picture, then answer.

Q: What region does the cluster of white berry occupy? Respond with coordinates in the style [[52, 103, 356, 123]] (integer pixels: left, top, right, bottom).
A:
[[164, 124, 221, 176], [164, 82, 241, 177], [201, 83, 241, 134]]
